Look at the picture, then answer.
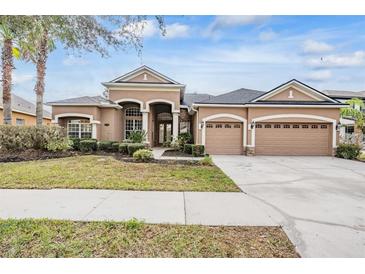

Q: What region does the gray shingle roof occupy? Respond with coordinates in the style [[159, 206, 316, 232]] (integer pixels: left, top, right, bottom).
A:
[[182, 93, 215, 106], [0, 91, 51, 118], [196, 88, 264, 104], [322, 90, 365, 99], [248, 100, 345, 105], [47, 96, 117, 106]]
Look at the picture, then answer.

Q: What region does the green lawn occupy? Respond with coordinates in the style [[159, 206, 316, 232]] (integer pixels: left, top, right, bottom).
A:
[[0, 219, 298, 258], [0, 155, 239, 192]]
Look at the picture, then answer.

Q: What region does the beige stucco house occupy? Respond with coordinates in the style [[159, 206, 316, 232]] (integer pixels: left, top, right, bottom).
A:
[[48, 65, 348, 156]]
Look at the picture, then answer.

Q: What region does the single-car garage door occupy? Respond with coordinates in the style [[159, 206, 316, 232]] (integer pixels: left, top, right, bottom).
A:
[[255, 123, 331, 156], [205, 122, 243, 155]]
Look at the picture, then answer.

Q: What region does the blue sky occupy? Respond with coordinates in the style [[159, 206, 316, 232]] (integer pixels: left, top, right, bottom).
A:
[[11, 16, 365, 104]]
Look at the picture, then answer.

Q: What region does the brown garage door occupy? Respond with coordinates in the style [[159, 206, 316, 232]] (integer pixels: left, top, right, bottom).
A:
[[206, 122, 243, 155], [255, 123, 331, 156]]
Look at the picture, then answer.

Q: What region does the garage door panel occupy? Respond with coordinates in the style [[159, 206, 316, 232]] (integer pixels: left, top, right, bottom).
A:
[[255, 123, 331, 156], [206, 122, 243, 155]]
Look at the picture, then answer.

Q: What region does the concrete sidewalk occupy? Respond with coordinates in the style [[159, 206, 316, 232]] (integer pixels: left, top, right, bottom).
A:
[[0, 189, 274, 226]]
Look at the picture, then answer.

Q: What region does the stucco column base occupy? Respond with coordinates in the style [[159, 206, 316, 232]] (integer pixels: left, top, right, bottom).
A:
[[246, 146, 255, 156], [332, 148, 337, 157]]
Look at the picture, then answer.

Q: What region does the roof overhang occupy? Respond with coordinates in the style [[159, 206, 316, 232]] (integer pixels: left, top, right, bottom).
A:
[[245, 103, 348, 108], [192, 103, 245, 108], [47, 103, 122, 109], [0, 106, 52, 119], [102, 82, 185, 89]]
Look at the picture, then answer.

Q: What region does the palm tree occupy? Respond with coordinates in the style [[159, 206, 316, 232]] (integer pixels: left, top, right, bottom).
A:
[[20, 16, 165, 125], [341, 98, 365, 145], [0, 16, 31, 125]]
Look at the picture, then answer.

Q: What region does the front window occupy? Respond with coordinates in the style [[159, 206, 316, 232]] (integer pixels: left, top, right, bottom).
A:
[[16, 118, 25, 126], [67, 119, 92, 139], [125, 107, 142, 138]]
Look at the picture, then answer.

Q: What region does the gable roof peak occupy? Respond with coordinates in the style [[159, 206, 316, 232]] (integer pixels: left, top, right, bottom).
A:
[[108, 65, 181, 85]]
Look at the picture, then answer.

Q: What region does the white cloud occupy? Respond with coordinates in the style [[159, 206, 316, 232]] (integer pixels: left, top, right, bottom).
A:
[[306, 51, 365, 68], [63, 55, 89, 66], [259, 29, 277, 41], [164, 23, 190, 39], [122, 20, 189, 39], [13, 74, 34, 84], [211, 16, 270, 29], [303, 39, 334, 54], [305, 70, 332, 81]]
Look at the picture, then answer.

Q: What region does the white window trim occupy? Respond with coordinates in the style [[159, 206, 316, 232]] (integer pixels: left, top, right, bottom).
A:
[[201, 113, 247, 148], [67, 119, 93, 139], [249, 114, 337, 149]]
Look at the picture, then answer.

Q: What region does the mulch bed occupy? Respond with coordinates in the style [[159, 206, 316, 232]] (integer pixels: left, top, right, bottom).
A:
[[0, 150, 200, 166], [0, 149, 75, 163], [162, 149, 193, 157]]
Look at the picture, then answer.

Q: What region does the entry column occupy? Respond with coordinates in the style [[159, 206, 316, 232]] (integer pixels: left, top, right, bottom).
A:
[[142, 111, 149, 143], [172, 112, 179, 141]]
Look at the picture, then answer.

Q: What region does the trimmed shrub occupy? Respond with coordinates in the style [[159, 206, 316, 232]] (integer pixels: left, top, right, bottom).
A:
[[199, 155, 213, 166], [192, 145, 205, 157], [162, 140, 171, 148], [122, 139, 133, 144], [127, 143, 145, 156], [177, 132, 193, 151], [133, 149, 153, 162], [336, 143, 361, 159], [46, 139, 71, 152], [97, 140, 114, 151], [118, 143, 129, 154], [184, 144, 193, 154], [80, 139, 97, 152], [128, 130, 147, 143], [70, 138, 81, 150], [111, 142, 120, 152], [0, 125, 69, 152]]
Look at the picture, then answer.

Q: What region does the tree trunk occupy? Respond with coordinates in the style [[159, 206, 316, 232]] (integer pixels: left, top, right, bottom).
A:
[[1, 38, 13, 125], [34, 30, 48, 126]]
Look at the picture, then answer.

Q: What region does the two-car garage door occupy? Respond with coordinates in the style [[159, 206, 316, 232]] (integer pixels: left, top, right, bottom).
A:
[[255, 123, 331, 156], [205, 120, 332, 156]]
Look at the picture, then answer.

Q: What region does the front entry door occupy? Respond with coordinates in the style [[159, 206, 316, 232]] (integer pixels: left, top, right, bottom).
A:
[[158, 122, 172, 144]]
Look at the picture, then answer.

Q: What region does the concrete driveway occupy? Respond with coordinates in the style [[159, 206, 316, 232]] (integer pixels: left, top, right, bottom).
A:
[[212, 155, 365, 258]]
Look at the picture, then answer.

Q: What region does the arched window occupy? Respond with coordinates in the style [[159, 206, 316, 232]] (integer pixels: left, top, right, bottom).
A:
[[125, 107, 142, 138]]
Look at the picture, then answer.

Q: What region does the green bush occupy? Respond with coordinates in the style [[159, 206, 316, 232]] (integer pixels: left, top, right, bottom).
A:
[[192, 145, 205, 157], [162, 140, 171, 147], [111, 142, 120, 152], [336, 143, 361, 159], [177, 132, 193, 151], [46, 139, 71, 152], [118, 143, 129, 154], [0, 125, 69, 152], [69, 138, 81, 150], [128, 130, 147, 143], [80, 139, 97, 152], [199, 155, 213, 166], [133, 149, 153, 162], [97, 140, 114, 151], [127, 143, 146, 156], [122, 139, 133, 144], [184, 144, 193, 154]]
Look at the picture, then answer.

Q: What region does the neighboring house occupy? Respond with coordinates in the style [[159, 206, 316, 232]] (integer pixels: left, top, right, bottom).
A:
[[48, 65, 347, 156], [323, 90, 365, 144], [0, 91, 52, 125]]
